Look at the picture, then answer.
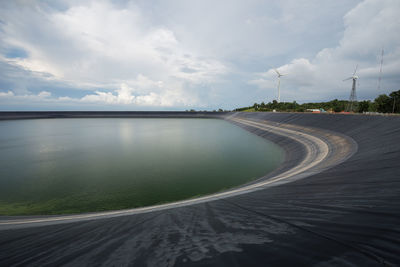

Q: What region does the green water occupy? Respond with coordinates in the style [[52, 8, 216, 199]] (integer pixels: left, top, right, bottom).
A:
[[0, 118, 284, 215]]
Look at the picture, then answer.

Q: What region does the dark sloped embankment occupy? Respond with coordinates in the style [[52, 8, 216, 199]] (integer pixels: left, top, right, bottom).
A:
[[0, 112, 399, 266]]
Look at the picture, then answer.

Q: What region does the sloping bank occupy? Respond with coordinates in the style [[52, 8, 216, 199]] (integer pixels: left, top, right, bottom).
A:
[[0, 112, 399, 266]]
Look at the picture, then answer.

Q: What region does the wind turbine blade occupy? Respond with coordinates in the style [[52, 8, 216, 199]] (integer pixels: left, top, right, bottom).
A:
[[353, 64, 358, 76], [343, 77, 353, 81], [274, 69, 281, 76]]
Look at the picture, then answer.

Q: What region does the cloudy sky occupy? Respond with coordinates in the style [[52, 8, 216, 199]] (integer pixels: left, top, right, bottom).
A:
[[0, 0, 399, 110]]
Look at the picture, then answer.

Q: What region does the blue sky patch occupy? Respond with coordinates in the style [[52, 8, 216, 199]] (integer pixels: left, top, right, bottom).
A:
[[4, 47, 28, 59]]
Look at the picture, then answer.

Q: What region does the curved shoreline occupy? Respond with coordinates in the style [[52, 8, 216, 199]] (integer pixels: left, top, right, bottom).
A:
[[1, 112, 399, 266], [0, 114, 356, 229]]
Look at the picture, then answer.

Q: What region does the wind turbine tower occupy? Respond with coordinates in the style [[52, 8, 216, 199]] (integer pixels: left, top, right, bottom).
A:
[[274, 69, 287, 103], [343, 65, 359, 112]]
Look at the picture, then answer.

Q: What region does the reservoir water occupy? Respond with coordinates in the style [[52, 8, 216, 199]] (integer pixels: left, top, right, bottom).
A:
[[0, 118, 284, 215]]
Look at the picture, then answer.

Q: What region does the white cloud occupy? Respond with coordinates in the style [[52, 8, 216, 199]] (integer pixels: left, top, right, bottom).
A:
[[0, 91, 56, 105], [250, 0, 400, 102], [0, 81, 199, 108], [79, 82, 199, 107], [0, 0, 227, 94], [0, 91, 14, 97], [0, 0, 399, 109], [38, 91, 51, 98]]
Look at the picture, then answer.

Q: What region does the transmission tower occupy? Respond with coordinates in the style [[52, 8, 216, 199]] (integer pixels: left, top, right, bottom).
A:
[[377, 47, 384, 92], [346, 78, 358, 112]]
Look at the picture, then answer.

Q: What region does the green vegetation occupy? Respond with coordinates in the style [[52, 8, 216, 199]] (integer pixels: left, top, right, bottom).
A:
[[235, 90, 400, 114]]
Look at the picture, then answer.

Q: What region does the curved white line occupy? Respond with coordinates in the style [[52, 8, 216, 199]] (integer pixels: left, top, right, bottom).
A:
[[0, 117, 338, 227]]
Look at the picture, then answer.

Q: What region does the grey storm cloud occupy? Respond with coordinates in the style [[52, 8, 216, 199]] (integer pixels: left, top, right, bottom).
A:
[[0, 0, 399, 110]]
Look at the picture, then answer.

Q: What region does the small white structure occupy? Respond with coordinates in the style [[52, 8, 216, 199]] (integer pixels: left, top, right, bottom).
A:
[[306, 108, 326, 113]]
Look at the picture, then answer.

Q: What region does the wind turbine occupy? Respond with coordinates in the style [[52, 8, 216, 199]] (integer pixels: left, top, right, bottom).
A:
[[274, 69, 287, 103], [343, 64, 359, 112]]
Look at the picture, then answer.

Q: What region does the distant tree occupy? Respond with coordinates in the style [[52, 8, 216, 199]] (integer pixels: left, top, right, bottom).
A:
[[271, 100, 278, 110], [357, 100, 370, 113], [374, 94, 392, 113], [235, 90, 400, 114], [367, 101, 377, 112], [389, 90, 400, 113], [253, 103, 259, 111], [330, 99, 343, 112], [292, 101, 297, 111]]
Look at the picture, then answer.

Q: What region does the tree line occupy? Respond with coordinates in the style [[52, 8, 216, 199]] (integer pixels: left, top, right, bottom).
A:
[[235, 90, 400, 114]]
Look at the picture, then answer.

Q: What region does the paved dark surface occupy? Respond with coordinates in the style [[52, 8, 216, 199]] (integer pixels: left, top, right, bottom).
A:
[[0, 112, 399, 266]]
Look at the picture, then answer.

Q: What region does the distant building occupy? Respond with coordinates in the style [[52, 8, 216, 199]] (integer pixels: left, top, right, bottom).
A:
[[306, 108, 326, 113]]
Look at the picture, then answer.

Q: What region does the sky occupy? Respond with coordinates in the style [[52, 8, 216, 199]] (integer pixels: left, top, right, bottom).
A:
[[0, 0, 399, 111]]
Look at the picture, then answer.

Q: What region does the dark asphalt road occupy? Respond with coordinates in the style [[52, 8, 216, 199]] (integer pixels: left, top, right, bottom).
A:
[[0, 112, 399, 266]]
